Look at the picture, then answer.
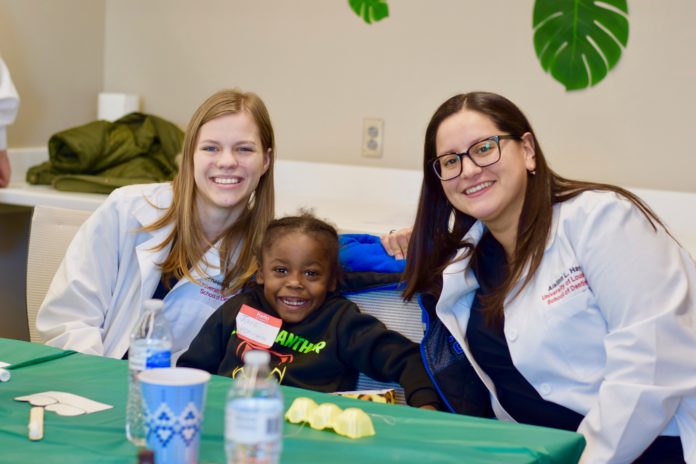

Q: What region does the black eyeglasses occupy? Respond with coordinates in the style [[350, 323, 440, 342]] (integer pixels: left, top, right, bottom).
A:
[[432, 135, 521, 181]]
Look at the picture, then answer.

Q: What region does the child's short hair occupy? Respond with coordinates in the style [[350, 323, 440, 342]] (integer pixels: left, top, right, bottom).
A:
[[257, 211, 341, 280]]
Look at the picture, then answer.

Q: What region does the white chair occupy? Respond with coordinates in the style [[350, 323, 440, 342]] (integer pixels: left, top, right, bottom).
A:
[[26, 205, 92, 343]]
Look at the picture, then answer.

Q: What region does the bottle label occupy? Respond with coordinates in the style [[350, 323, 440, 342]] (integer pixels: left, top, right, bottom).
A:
[[236, 304, 282, 349], [145, 349, 171, 369], [129, 346, 171, 371], [226, 398, 283, 444]]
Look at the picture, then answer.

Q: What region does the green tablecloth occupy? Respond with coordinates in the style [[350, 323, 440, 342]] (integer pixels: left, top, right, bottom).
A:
[[0, 338, 584, 463]]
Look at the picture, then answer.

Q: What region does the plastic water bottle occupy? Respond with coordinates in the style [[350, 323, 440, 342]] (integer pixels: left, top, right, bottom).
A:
[[225, 350, 283, 464], [126, 299, 172, 446]]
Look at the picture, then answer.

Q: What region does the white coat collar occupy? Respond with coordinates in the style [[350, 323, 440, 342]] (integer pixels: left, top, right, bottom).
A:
[[433, 211, 558, 333], [133, 186, 176, 299], [131, 185, 225, 295], [436, 203, 560, 324], [436, 220, 485, 335], [434, 207, 562, 342]]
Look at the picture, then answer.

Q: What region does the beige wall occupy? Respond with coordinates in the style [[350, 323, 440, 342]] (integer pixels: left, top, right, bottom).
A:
[[3, 1, 696, 192], [0, 0, 105, 147]]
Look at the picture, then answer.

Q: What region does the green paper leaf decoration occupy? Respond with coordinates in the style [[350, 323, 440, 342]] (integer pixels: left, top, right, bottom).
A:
[[533, 0, 629, 90], [349, 0, 389, 24]]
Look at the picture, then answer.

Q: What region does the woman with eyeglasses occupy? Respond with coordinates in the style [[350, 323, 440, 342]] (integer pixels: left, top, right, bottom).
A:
[[392, 91, 696, 463]]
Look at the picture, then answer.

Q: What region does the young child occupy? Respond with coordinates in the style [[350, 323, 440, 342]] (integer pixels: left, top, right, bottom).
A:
[[178, 213, 441, 408]]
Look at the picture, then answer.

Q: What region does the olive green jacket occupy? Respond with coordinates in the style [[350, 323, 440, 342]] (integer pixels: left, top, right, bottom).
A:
[[27, 112, 183, 194]]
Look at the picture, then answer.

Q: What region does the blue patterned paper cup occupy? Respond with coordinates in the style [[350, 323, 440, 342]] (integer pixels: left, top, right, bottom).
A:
[[139, 368, 211, 464]]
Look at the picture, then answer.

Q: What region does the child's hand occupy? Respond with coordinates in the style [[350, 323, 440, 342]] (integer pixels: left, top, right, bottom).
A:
[[419, 404, 438, 411]]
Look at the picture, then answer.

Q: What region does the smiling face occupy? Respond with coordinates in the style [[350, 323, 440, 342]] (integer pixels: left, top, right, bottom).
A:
[[436, 109, 535, 235], [193, 112, 270, 230], [256, 231, 336, 324]]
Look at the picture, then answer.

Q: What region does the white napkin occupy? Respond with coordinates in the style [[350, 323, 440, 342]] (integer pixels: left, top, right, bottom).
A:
[[15, 391, 113, 416]]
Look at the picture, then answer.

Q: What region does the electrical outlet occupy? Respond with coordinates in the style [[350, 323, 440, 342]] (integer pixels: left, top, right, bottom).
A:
[[362, 118, 384, 158]]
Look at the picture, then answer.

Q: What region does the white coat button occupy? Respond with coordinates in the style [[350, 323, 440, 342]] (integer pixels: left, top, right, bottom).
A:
[[540, 383, 552, 396], [507, 328, 518, 342]]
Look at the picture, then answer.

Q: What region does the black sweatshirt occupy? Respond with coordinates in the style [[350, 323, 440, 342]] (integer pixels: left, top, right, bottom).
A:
[[178, 285, 440, 408]]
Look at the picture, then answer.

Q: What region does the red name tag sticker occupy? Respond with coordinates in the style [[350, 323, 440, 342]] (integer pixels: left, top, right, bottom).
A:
[[236, 304, 282, 349]]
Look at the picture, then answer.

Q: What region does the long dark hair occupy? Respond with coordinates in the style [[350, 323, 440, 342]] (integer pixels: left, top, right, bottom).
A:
[[402, 91, 663, 326]]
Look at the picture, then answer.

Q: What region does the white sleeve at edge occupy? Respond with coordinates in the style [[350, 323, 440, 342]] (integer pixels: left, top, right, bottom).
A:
[[35, 193, 123, 356], [574, 194, 696, 463]]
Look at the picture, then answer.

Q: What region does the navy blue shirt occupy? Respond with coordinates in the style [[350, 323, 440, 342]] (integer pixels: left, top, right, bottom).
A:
[[152, 274, 179, 301]]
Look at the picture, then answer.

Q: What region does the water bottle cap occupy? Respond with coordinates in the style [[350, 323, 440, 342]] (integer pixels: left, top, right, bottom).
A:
[[143, 299, 164, 312], [243, 350, 270, 367]]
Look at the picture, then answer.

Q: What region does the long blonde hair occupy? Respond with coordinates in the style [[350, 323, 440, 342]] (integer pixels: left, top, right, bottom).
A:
[[144, 89, 275, 294]]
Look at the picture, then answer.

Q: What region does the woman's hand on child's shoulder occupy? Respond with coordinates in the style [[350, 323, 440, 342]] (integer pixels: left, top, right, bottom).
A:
[[380, 227, 412, 260]]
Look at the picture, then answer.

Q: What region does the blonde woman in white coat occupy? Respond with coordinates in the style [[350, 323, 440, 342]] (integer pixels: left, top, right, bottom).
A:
[[0, 57, 20, 188], [36, 89, 275, 362], [401, 92, 696, 463]]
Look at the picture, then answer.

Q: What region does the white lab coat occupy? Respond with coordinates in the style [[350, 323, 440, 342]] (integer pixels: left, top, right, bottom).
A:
[[0, 57, 20, 149], [36, 183, 234, 362], [437, 190, 696, 463]]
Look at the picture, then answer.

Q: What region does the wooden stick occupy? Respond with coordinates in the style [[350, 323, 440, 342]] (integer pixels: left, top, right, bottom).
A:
[[28, 407, 44, 441]]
